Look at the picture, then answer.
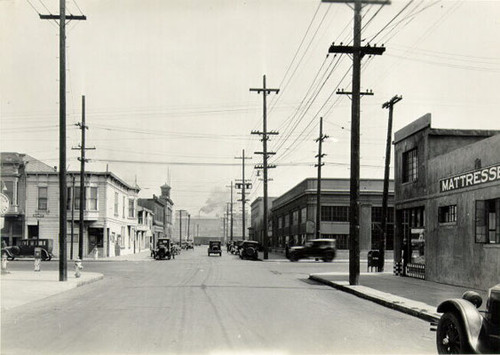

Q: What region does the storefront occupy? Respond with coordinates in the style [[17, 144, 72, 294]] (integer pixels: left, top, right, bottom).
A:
[[393, 114, 500, 289]]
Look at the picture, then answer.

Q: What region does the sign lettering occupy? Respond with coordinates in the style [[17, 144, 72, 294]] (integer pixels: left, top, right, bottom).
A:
[[440, 164, 500, 192]]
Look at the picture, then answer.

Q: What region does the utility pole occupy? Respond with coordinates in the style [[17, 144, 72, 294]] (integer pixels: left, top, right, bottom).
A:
[[178, 210, 183, 246], [226, 182, 234, 242], [72, 96, 95, 260], [235, 150, 252, 241], [70, 174, 75, 260], [315, 117, 329, 239], [226, 203, 230, 243], [40, 0, 86, 282], [322, 0, 389, 285], [250, 75, 279, 260], [380, 95, 402, 272], [187, 213, 191, 242]]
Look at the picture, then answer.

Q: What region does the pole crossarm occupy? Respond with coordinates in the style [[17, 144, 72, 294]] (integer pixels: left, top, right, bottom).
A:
[[40, 14, 87, 20], [254, 151, 276, 155], [329, 44, 386, 57], [321, 0, 390, 4], [382, 95, 403, 108], [337, 89, 373, 96]]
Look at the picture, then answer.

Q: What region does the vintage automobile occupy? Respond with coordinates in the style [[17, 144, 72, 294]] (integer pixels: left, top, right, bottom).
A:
[[238, 240, 261, 260], [1, 238, 54, 261], [153, 238, 173, 260], [230, 240, 244, 255], [434, 283, 500, 354], [287, 239, 336, 262], [208, 240, 222, 256]]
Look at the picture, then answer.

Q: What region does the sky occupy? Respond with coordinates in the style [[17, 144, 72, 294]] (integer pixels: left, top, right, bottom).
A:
[[1, 0, 499, 218]]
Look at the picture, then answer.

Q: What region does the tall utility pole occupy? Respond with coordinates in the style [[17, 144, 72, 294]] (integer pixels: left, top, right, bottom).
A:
[[380, 95, 402, 272], [315, 117, 329, 239], [178, 210, 183, 245], [70, 175, 75, 260], [40, 0, 86, 282], [226, 182, 234, 242], [322, 0, 389, 285], [187, 213, 191, 242], [235, 150, 252, 241], [226, 203, 230, 243], [72, 96, 95, 260], [250, 75, 279, 260]]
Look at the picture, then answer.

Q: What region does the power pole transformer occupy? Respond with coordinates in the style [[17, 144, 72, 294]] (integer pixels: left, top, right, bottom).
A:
[[40, 2, 86, 281], [322, 0, 390, 285], [250, 75, 279, 260], [380, 95, 402, 272], [315, 117, 329, 239]]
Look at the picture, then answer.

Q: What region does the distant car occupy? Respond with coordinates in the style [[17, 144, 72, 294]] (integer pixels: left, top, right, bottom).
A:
[[288, 239, 336, 262], [153, 238, 173, 260], [1, 238, 54, 261], [239, 240, 261, 260], [208, 241, 222, 256]]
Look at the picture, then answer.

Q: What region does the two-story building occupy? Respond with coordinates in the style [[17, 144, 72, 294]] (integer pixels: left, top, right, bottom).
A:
[[250, 197, 276, 247], [271, 178, 394, 251], [393, 114, 499, 289], [138, 196, 166, 247], [137, 205, 154, 252], [1, 152, 141, 258]]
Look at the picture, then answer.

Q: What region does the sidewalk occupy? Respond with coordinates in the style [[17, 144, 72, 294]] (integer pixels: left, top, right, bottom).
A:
[[309, 271, 488, 322], [1, 270, 103, 311]]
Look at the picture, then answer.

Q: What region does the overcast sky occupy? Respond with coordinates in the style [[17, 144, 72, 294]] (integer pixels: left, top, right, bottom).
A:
[[1, 0, 499, 217]]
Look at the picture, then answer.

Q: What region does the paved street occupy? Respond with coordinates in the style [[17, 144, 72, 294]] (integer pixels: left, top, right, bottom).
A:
[[1, 247, 435, 354]]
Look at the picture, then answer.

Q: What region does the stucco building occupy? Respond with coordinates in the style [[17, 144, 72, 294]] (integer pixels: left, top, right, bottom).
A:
[[393, 114, 500, 290], [271, 178, 394, 251]]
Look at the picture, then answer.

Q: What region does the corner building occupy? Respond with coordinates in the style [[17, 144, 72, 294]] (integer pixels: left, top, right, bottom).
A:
[[393, 114, 500, 290]]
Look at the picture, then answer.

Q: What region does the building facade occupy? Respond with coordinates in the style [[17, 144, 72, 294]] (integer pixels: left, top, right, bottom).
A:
[[271, 178, 394, 251], [1, 153, 141, 258], [393, 114, 500, 289], [138, 197, 166, 247], [250, 197, 276, 246]]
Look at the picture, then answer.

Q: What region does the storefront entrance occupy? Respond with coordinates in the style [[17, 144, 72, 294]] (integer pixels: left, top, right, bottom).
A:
[[398, 206, 425, 279]]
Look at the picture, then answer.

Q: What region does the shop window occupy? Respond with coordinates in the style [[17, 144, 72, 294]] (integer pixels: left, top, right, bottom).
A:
[[38, 186, 48, 210], [292, 210, 299, 226], [438, 205, 457, 223], [300, 207, 307, 224], [402, 148, 418, 183], [476, 199, 499, 244]]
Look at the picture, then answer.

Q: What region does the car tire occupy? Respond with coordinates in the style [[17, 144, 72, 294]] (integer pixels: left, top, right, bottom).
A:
[[323, 252, 335, 262], [289, 254, 298, 262], [436, 312, 471, 354]]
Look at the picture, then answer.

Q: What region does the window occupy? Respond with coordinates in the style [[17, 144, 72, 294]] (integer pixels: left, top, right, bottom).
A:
[[292, 210, 299, 226], [73, 187, 84, 210], [138, 211, 144, 225], [122, 196, 126, 218], [88, 187, 98, 211], [284, 215, 289, 228], [321, 206, 350, 222], [439, 205, 457, 223], [278, 217, 282, 229], [301, 207, 307, 224], [402, 148, 418, 183], [128, 198, 135, 218], [38, 186, 48, 210], [3, 181, 15, 205], [114, 193, 119, 216], [476, 198, 499, 244]]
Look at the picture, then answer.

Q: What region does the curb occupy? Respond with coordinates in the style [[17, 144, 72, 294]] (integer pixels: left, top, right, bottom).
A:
[[76, 274, 104, 287], [309, 274, 441, 323]]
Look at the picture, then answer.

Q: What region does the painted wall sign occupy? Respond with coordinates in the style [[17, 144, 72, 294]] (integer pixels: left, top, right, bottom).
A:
[[440, 163, 500, 192]]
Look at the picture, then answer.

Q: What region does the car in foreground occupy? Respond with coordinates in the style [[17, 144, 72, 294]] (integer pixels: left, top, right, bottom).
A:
[[2, 238, 54, 261], [287, 239, 336, 262], [238, 240, 262, 260], [208, 240, 222, 256], [434, 283, 499, 354]]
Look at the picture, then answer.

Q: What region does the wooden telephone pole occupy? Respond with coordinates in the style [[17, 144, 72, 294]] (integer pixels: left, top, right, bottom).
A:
[[315, 117, 329, 239], [322, 0, 390, 285], [380, 95, 402, 271], [251, 75, 279, 260], [235, 150, 252, 241], [40, 1, 86, 282]]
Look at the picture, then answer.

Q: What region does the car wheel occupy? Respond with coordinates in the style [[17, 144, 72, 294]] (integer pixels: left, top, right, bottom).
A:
[[289, 254, 298, 262], [41, 251, 49, 261], [436, 312, 471, 354], [323, 252, 334, 262]]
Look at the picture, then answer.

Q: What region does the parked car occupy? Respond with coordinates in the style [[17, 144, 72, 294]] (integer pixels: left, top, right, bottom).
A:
[[230, 240, 244, 255], [287, 239, 336, 262], [433, 283, 500, 354], [1, 238, 54, 261], [238, 240, 262, 260], [208, 240, 222, 256], [153, 238, 173, 260]]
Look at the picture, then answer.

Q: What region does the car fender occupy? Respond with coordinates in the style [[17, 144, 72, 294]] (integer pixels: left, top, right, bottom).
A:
[[437, 298, 484, 352]]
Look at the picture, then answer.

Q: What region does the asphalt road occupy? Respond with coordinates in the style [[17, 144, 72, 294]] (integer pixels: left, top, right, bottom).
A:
[[1, 247, 435, 354]]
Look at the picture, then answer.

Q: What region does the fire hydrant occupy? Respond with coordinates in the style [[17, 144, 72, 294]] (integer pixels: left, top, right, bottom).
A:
[[74, 258, 83, 278], [1, 253, 9, 274]]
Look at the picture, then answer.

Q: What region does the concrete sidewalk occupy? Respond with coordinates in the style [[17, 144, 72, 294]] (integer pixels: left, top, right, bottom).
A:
[[309, 271, 488, 322], [1, 271, 103, 311]]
